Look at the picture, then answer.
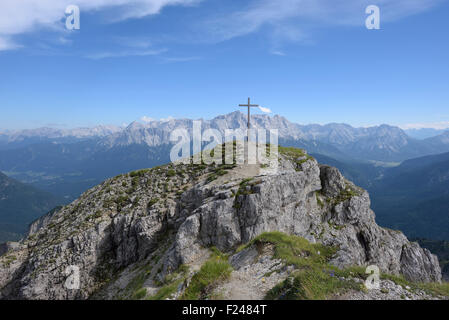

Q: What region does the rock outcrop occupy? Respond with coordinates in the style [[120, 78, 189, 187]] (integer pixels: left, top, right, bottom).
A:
[[0, 146, 442, 299]]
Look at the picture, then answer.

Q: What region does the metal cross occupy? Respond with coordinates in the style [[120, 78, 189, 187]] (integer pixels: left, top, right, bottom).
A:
[[239, 97, 259, 130]]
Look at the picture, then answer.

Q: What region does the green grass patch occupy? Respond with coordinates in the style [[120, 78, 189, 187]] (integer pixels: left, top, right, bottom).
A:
[[147, 278, 184, 300], [85, 210, 103, 222], [278, 146, 314, 170], [333, 265, 368, 280], [148, 198, 159, 208], [132, 288, 147, 300], [332, 187, 360, 205], [167, 169, 176, 177], [381, 273, 410, 288], [115, 195, 130, 210], [418, 282, 449, 297], [381, 273, 449, 298], [146, 264, 190, 300], [206, 163, 236, 183], [239, 232, 366, 300], [242, 231, 337, 268], [233, 178, 260, 209], [328, 221, 345, 231], [124, 270, 148, 300], [130, 169, 150, 178], [180, 250, 232, 300], [266, 268, 362, 300], [1, 255, 17, 267]]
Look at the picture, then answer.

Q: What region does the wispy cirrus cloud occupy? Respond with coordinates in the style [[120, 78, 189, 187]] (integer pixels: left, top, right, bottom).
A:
[[201, 0, 445, 44], [271, 50, 286, 56], [140, 115, 174, 123], [161, 56, 202, 63], [0, 36, 21, 51], [0, 0, 202, 51], [85, 48, 167, 59], [140, 116, 155, 122], [0, 0, 445, 53], [85, 35, 167, 59]]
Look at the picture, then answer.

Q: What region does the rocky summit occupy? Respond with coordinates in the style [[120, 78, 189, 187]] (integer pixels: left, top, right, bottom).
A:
[[0, 145, 445, 300]]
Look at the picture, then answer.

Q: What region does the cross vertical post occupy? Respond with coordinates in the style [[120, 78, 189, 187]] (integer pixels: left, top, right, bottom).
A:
[[239, 98, 260, 164], [239, 97, 259, 140], [247, 97, 250, 130]]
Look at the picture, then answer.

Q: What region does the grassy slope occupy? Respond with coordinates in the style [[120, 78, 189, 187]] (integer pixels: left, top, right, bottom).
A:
[[239, 232, 449, 300]]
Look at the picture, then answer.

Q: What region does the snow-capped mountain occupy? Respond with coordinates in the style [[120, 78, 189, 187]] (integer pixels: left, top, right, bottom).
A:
[[1, 111, 449, 206], [0, 125, 122, 145], [2, 112, 449, 162], [100, 112, 304, 148], [0, 125, 123, 152], [93, 111, 449, 162]]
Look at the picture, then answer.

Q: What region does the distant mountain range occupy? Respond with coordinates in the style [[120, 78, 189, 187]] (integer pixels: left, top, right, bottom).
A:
[[1, 112, 449, 243], [0, 172, 62, 242], [404, 128, 448, 140], [0, 125, 122, 149], [2, 112, 449, 160], [94, 113, 449, 163], [1, 111, 449, 201]]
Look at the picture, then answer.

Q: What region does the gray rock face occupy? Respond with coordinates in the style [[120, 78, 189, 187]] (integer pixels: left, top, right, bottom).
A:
[[400, 242, 442, 282], [319, 166, 346, 198], [0, 148, 442, 299], [165, 158, 441, 284]]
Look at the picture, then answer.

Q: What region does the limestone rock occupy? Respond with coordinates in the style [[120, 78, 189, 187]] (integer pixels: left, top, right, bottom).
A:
[[0, 147, 442, 300]]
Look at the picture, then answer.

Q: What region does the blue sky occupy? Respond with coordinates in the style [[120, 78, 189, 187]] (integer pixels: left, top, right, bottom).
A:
[[0, 0, 448, 130]]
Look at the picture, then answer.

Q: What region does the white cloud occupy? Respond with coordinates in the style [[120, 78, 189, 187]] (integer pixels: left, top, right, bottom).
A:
[[85, 36, 166, 59], [85, 48, 167, 59], [141, 116, 155, 122], [202, 0, 444, 43], [399, 122, 449, 130], [0, 0, 444, 52], [160, 116, 174, 122], [0, 0, 202, 50], [161, 56, 201, 63], [141, 115, 175, 122], [0, 36, 20, 51], [58, 36, 73, 45], [113, 37, 153, 49], [271, 50, 286, 56], [258, 106, 272, 113]]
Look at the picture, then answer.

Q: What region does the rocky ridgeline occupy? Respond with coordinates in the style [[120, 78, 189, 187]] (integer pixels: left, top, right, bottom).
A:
[[0, 146, 443, 300]]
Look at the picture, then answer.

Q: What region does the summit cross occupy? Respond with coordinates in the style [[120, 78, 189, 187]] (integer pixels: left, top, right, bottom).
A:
[[239, 97, 259, 130]]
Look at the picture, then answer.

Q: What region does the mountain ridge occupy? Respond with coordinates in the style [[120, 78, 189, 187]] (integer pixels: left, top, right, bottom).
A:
[[1, 112, 449, 243], [0, 145, 444, 300], [3, 111, 449, 162]]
